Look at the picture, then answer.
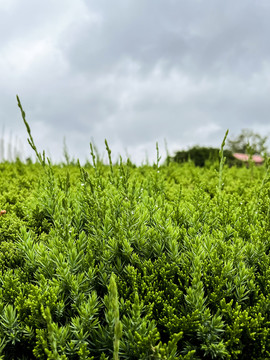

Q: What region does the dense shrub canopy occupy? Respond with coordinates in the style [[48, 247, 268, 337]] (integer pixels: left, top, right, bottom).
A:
[[0, 157, 270, 359]]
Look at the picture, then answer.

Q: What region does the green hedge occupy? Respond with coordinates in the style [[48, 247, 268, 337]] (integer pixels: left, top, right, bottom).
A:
[[0, 158, 269, 359]]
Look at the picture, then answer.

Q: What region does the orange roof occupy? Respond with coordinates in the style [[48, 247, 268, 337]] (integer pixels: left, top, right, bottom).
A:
[[233, 153, 264, 163]]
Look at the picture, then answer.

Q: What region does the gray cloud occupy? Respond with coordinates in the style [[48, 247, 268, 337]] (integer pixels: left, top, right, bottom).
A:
[[62, 1, 270, 76], [1, 0, 270, 163]]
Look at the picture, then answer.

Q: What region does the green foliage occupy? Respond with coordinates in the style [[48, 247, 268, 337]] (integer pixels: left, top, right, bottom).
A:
[[1, 155, 270, 358], [1, 107, 270, 358]]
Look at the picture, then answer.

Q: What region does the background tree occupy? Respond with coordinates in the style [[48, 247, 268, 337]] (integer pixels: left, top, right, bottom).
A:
[[171, 146, 235, 167], [226, 129, 268, 155]]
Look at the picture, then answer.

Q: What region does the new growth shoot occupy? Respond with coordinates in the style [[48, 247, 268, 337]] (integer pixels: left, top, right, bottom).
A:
[[105, 139, 114, 178], [156, 142, 161, 169], [218, 129, 229, 193], [16, 95, 46, 166]]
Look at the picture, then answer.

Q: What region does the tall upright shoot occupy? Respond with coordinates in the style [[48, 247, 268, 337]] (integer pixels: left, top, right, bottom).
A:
[[16, 95, 46, 166], [105, 139, 114, 182], [218, 129, 229, 193]]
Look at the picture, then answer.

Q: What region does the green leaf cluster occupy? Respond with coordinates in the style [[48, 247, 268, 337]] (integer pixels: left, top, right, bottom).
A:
[[1, 135, 270, 358]]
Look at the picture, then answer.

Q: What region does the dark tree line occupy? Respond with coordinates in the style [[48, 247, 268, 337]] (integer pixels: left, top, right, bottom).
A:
[[170, 146, 237, 167]]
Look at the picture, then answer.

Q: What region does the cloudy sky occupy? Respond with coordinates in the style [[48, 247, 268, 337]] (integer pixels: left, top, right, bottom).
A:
[[1, 0, 270, 164]]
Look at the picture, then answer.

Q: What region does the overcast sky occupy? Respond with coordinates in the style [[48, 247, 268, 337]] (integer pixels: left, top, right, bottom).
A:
[[1, 0, 270, 164]]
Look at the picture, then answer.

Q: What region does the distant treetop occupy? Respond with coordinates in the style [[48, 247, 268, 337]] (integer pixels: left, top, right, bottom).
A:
[[226, 129, 268, 155]]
